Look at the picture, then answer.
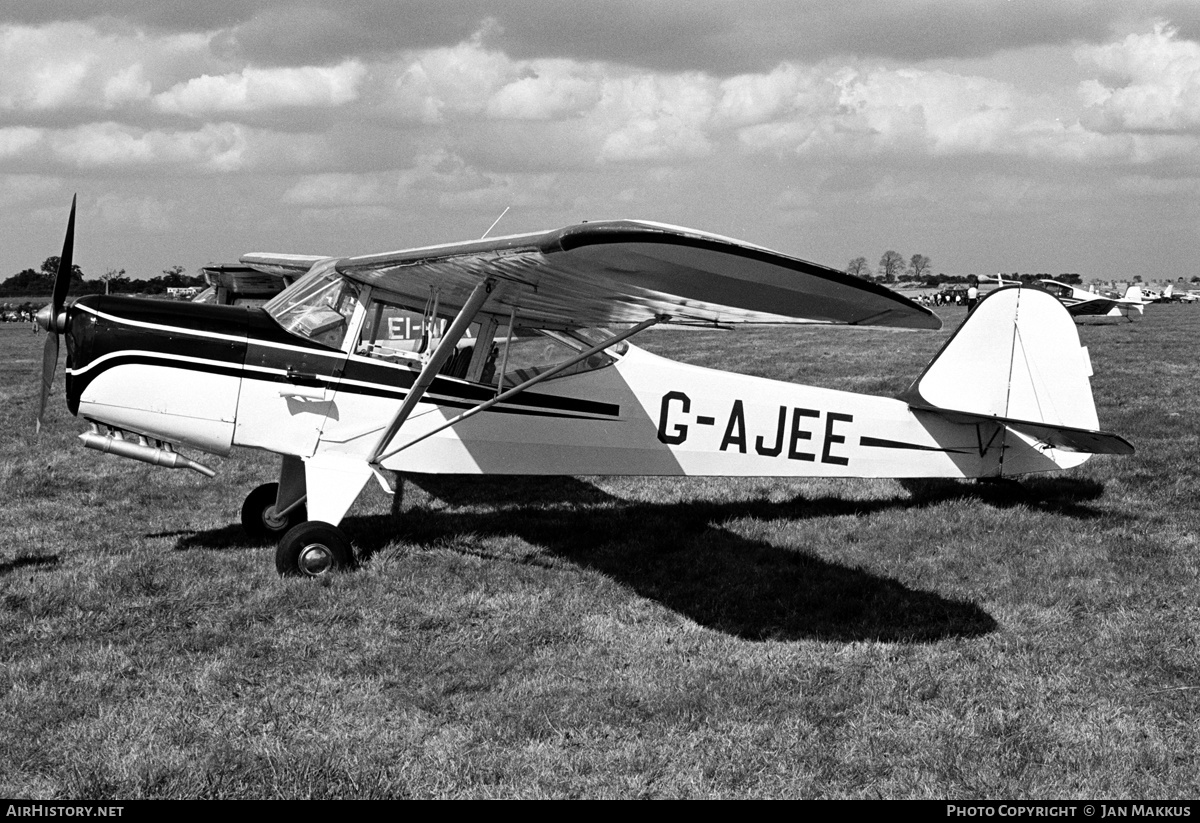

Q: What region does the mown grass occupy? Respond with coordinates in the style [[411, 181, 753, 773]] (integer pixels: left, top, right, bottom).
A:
[[2, 304, 1198, 798]]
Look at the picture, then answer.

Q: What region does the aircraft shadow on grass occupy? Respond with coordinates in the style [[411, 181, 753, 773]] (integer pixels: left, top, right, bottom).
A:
[[167, 473, 1113, 644], [0, 554, 60, 577]]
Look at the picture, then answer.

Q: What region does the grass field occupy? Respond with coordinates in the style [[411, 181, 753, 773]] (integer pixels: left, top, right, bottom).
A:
[[2, 303, 1198, 799]]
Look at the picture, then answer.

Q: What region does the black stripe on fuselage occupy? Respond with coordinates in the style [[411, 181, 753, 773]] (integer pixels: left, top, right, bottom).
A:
[[66, 295, 620, 419], [71, 352, 610, 421], [859, 435, 971, 454], [66, 296, 249, 412]]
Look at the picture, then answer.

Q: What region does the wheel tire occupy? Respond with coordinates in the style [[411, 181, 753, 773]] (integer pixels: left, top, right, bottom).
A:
[[275, 521, 353, 578], [241, 482, 306, 542]]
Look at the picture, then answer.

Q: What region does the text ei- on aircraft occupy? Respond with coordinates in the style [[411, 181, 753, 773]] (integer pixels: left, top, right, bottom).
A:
[[37, 197, 1133, 577]]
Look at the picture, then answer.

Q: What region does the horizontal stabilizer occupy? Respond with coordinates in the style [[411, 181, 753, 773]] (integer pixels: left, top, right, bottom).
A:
[[906, 404, 1134, 454], [1005, 419, 1133, 454]]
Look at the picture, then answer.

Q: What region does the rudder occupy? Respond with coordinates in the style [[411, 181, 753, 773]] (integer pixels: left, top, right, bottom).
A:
[[899, 286, 1132, 457]]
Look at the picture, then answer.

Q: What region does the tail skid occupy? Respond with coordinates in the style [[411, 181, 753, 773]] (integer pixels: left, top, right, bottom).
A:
[[900, 286, 1133, 463]]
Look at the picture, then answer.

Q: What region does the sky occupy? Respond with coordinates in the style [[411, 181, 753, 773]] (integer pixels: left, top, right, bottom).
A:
[[2, 0, 1200, 284]]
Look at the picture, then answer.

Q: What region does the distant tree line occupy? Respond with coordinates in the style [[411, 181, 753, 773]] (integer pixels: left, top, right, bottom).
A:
[[846, 252, 1086, 288], [0, 258, 204, 298]]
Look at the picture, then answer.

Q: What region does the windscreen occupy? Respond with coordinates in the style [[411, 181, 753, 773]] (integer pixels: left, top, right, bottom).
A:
[[264, 262, 361, 349]]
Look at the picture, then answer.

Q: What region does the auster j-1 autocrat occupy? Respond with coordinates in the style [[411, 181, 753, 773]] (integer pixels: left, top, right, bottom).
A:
[[36, 197, 1134, 577]]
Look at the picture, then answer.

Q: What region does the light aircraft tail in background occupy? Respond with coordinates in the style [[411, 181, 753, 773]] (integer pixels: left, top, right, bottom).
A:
[[36, 200, 1133, 577], [1035, 279, 1145, 320]]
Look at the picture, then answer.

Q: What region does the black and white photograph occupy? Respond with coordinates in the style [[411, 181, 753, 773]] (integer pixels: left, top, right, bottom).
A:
[[2, 1, 1199, 802]]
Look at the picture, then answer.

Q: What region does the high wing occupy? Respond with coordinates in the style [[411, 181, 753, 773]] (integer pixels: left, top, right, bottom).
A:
[[243, 220, 939, 330]]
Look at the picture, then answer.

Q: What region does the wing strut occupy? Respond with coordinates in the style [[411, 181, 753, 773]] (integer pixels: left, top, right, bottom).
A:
[[373, 316, 661, 465], [368, 278, 495, 463]]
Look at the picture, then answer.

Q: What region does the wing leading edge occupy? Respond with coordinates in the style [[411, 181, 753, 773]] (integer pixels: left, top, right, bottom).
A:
[[245, 220, 939, 331]]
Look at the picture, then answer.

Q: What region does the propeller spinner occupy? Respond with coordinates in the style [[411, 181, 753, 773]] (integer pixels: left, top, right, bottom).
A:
[[36, 195, 76, 433]]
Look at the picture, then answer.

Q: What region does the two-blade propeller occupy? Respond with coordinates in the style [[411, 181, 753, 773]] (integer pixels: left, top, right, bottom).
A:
[[36, 195, 76, 433]]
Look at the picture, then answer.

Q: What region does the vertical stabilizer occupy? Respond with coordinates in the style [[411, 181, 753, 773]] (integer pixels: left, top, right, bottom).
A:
[[899, 286, 1132, 457]]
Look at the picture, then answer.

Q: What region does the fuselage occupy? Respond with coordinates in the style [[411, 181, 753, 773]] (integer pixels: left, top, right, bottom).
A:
[[63, 293, 1071, 481], [1034, 280, 1143, 318]]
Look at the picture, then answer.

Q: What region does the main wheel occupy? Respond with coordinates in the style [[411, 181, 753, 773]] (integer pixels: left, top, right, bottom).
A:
[[241, 482, 306, 542], [275, 521, 353, 577]]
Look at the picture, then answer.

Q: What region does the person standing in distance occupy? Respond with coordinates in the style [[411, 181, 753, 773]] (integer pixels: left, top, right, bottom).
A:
[[966, 275, 979, 312]]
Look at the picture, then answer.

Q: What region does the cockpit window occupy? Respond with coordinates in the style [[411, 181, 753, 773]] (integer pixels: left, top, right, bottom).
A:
[[353, 291, 620, 386], [497, 328, 618, 388], [358, 299, 443, 361], [264, 262, 361, 350]]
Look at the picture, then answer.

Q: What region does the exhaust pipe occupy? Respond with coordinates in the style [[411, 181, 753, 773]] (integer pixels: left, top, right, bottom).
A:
[[79, 424, 216, 478]]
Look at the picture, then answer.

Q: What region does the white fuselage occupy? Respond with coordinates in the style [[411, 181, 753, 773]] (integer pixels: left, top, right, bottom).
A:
[[68, 296, 1067, 483]]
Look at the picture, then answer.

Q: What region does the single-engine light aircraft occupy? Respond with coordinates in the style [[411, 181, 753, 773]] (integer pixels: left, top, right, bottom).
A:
[[1155, 284, 1198, 304], [37, 197, 1133, 577], [1034, 279, 1147, 320]]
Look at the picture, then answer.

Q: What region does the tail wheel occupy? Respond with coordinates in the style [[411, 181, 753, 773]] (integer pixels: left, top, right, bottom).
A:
[[241, 482, 306, 542], [276, 521, 352, 578]]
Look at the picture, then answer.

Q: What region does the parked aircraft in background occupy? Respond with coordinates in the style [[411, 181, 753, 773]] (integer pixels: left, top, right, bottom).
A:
[[37, 197, 1134, 577], [195, 265, 292, 307], [1155, 284, 1199, 304], [1033, 280, 1146, 320]]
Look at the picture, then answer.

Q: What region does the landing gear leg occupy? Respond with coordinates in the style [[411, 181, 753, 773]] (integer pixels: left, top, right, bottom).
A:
[[275, 521, 353, 577], [273, 453, 370, 577]]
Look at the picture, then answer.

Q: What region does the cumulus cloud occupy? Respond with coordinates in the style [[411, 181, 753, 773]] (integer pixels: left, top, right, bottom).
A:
[[1077, 22, 1200, 133], [0, 119, 374, 177], [47, 122, 249, 171], [387, 38, 514, 123], [714, 64, 826, 128], [3, 13, 1196, 181], [374, 29, 1200, 171], [154, 60, 366, 115], [102, 64, 153, 107], [486, 61, 601, 120], [0, 23, 91, 109], [0, 121, 301, 174], [0, 21, 210, 112], [718, 64, 1024, 160], [594, 73, 717, 162], [281, 150, 562, 217], [835, 68, 1018, 155], [4, 3, 1200, 284], [283, 171, 401, 206]]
